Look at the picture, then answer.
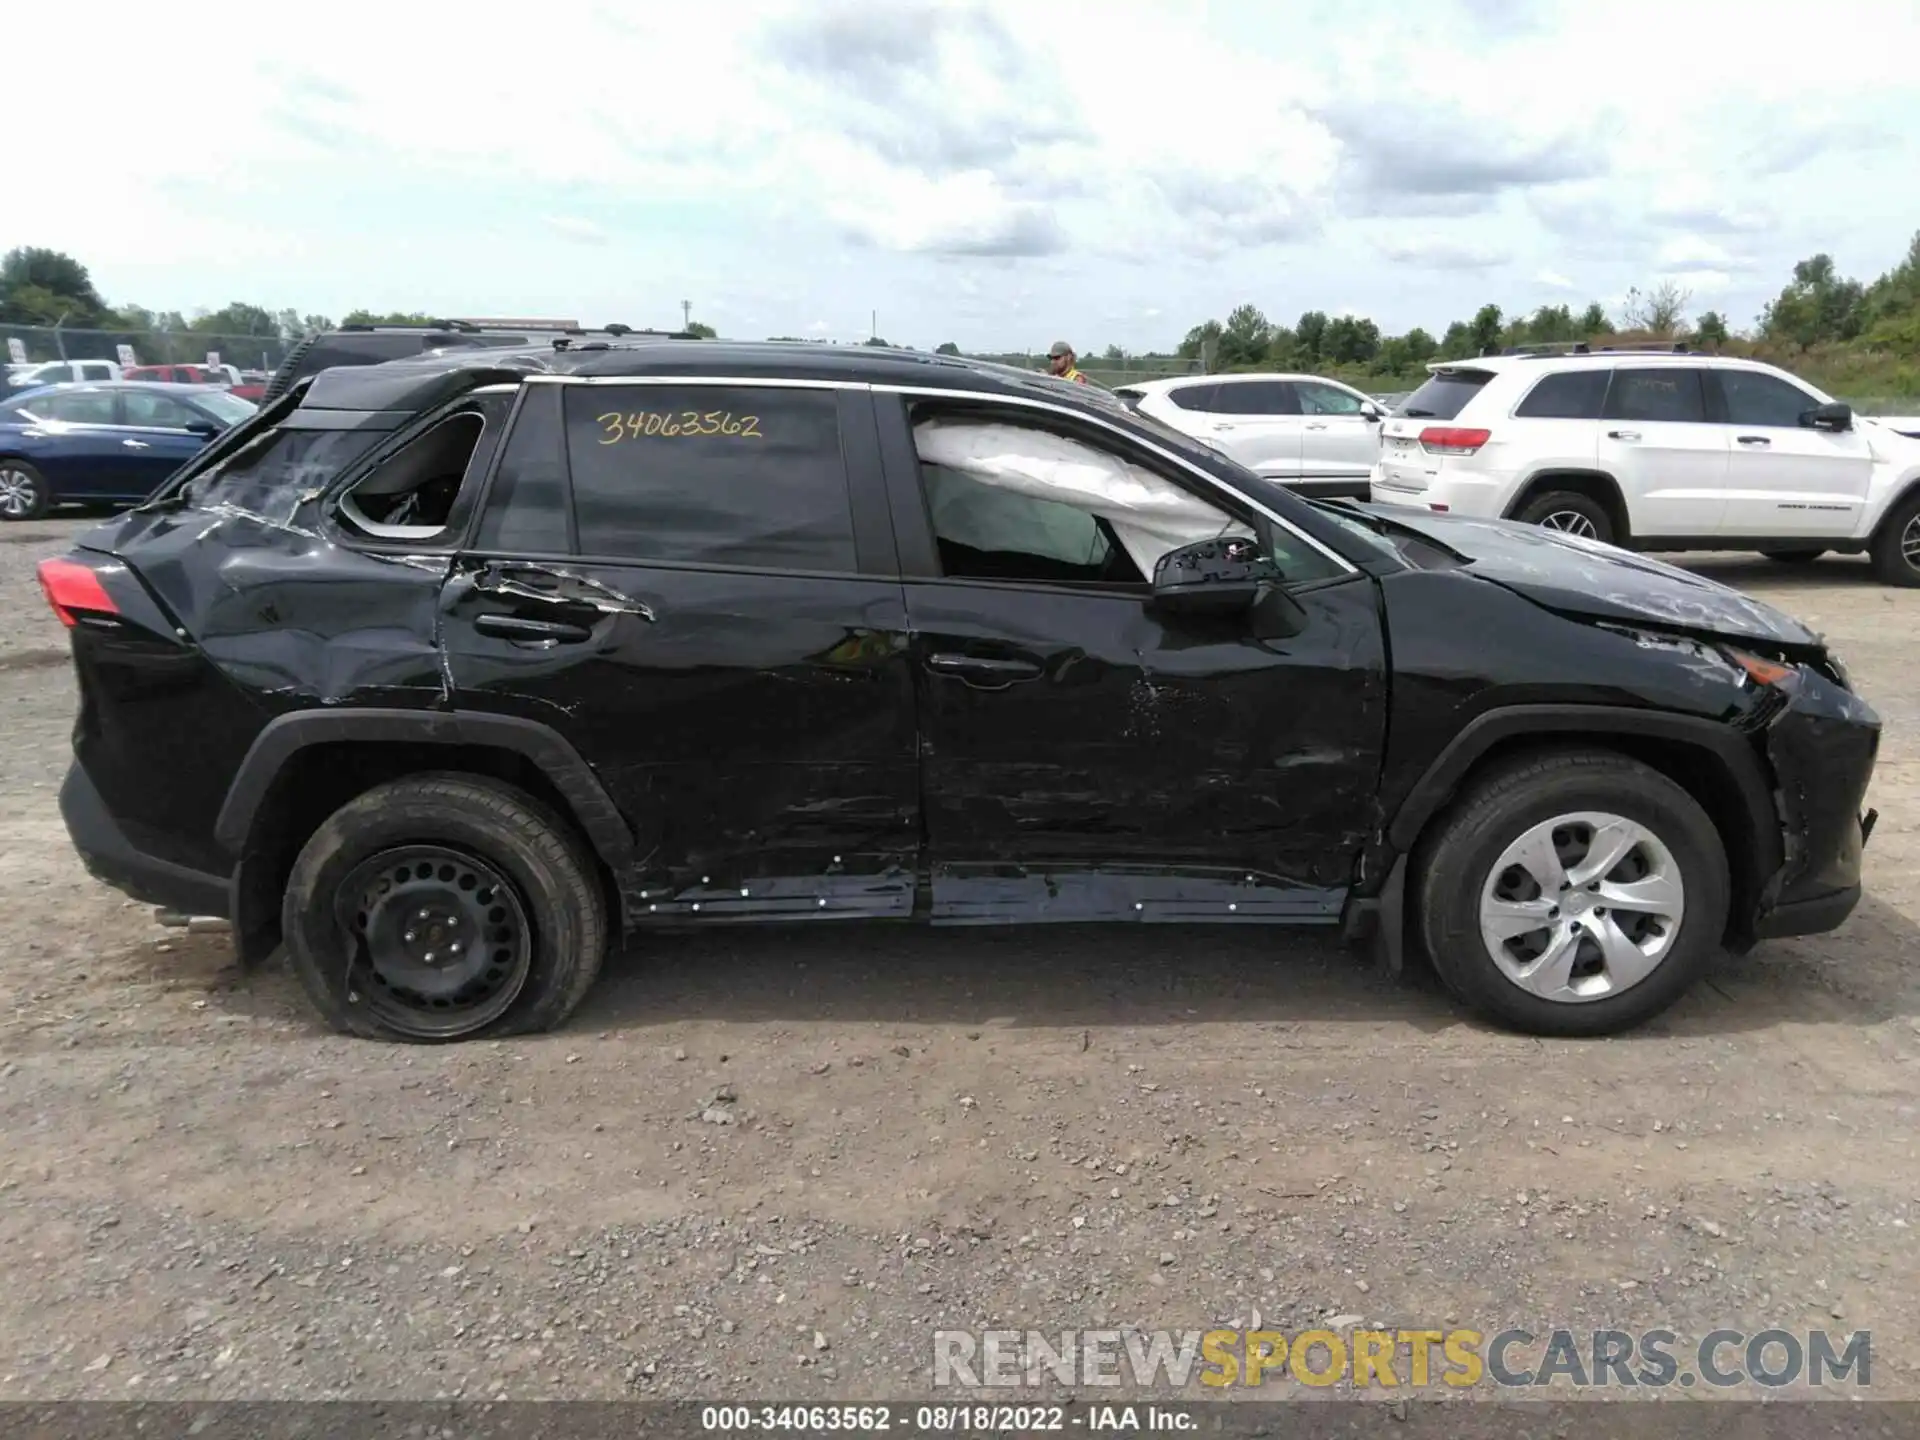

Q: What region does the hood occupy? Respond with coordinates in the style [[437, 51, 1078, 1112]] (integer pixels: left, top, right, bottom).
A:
[[1862, 415, 1920, 445], [1363, 506, 1824, 651]]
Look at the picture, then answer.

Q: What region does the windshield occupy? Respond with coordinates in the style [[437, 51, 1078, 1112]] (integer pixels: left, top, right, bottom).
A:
[[191, 390, 259, 425]]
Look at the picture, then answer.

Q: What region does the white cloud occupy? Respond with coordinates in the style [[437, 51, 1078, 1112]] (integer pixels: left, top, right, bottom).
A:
[[6, 0, 1919, 351]]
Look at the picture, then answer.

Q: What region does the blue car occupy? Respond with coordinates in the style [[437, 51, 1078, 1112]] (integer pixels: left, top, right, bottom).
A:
[[0, 382, 258, 520]]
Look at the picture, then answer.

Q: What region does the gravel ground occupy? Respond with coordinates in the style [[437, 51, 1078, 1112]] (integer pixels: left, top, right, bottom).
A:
[[1, 518, 1917, 1403]]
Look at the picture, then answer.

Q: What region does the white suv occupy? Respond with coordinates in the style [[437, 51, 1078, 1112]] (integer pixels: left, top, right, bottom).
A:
[[1369, 346, 1920, 586], [1113, 372, 1386, 497]]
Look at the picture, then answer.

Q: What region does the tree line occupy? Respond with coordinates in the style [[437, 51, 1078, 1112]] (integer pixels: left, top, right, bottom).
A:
[[6, 230, 1917, 398]]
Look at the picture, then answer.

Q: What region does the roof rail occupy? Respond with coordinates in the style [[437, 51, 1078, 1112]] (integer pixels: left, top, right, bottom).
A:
[[1492, 339, 1700, 358]]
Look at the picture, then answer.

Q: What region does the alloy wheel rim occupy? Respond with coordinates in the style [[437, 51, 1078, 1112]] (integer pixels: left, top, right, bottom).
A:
[[1479, 811, 1685, 1004], [335, 844, 533, 1039], [1902, 513, 1920, 569], [1540, 510, 1599, 539], [0, 469, 36, 517]]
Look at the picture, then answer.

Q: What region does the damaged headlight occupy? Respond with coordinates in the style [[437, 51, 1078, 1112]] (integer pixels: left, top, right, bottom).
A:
[[1722, 647, 1796, 687]]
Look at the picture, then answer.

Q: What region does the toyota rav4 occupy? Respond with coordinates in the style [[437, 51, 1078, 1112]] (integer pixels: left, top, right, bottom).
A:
[[43, 341, 1881, 1042]]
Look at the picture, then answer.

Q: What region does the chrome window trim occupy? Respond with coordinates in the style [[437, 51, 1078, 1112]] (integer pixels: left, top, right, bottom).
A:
[[516, 373, 1354, 575]]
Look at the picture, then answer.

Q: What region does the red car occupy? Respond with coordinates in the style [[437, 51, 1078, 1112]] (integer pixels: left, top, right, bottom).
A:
[[122, 363, 265, 402]]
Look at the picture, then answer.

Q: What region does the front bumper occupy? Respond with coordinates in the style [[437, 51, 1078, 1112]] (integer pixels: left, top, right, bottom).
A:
[[60, 762, 232, 919], [1749, 666, 1880, 940]]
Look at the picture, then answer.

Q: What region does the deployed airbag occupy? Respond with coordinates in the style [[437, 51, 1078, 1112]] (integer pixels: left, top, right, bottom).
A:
[[913, 417, 1251, 577]]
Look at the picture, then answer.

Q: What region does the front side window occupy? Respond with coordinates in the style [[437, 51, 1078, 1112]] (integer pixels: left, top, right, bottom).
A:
[[561, 385, 857, 572], [1294, 381, 1366, 416], [911, 409, 1256, 588], [122, 391, 200, 428], [1719, 369, 1821, 428], [1603, 368, 1708, 424]]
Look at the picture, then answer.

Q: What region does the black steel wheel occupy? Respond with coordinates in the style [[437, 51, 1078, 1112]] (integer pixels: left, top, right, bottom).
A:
[[282, 773, 607, 1043], [338, 844, 533, 1039]]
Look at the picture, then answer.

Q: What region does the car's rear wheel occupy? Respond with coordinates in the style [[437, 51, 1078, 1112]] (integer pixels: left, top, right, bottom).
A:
[[1869, 490, 1920, 588], [1415, 750, 1727, 1037], [1514, 490, 1615, 546], [0, 462, 49, 521], [282, 773, 607, 1043], [1762, 548, 1826, 563]]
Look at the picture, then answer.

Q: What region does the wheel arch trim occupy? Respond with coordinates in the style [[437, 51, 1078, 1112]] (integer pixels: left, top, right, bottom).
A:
[[1385, 704, 1782, 881], [214, 708, 637, 873]]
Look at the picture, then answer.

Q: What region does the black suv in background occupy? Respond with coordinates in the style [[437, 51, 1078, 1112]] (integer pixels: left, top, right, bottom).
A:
[[42, 342, 1880, 1042], [262, 320, 695, 402]]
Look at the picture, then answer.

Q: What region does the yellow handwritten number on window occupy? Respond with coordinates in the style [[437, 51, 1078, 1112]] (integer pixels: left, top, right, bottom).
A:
[[595, 410, 764, 442]]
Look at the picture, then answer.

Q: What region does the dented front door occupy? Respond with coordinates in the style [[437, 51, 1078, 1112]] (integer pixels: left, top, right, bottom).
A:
[[907, 576, 1389, 922]]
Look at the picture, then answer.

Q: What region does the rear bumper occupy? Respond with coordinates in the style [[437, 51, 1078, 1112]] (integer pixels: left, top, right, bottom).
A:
[[60, 763, 231, 919]]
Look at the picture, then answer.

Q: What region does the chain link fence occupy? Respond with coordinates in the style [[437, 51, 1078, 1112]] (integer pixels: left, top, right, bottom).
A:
[[2, 323, 295, 376]]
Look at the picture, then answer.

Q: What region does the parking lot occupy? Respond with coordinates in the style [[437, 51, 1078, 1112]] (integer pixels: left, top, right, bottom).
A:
[[1, 513, 1917, 1401]]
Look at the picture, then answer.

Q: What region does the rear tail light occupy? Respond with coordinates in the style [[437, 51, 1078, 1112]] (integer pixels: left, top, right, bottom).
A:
[[1418, 426, 1491, 455], [38, 558, 118, 628]]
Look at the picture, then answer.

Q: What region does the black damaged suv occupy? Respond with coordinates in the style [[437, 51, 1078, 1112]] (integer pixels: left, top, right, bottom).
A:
[[43, 341, 1881, 1042]]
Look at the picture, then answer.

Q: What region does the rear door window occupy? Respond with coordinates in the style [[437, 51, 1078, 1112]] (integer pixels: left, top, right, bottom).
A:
[[561, 384, 858, 573], [36, 390, 119, 424], [1207, 381, 1300, 416], [1399, 369, 1492, 420], [474, 383, 571, 554], [1603, 368, 1708, 424], [1514, 369, 1609, 420]]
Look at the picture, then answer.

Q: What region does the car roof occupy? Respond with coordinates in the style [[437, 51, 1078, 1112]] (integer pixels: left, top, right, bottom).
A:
[[1429, 351, 1785, 376], [10, 380, 231, 394], [295, 339, 1126, 417], [1117, 372, 1349, 394]]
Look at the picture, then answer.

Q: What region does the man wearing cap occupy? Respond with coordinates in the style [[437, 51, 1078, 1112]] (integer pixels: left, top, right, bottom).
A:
[[1046, 342, 1090, 384]]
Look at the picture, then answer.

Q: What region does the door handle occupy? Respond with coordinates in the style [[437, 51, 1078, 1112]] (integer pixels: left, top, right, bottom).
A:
[[927, 652, 1043, 684], [1736, 435, 1771, 446], [1607, 430, 1642, 442], [1305, 422, 1328, 430], [1212, 422, 1236, 431], [121, 439, 150, 449], [473, 613, 594, 644]]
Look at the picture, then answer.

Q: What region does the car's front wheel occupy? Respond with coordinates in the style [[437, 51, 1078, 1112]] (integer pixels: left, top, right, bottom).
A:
[[0, 461, 49, 521], [1513, 490, 1616, 546], [282, 773, 607, 1042], [1869, 490, 1920, 588], [1415, 750, 1728, 1037]]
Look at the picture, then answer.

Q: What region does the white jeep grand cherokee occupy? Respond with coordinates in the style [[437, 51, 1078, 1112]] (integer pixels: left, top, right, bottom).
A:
[[1369, 346, 1920, 586]]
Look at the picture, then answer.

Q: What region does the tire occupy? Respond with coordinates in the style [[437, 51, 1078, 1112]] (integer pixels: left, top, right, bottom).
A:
[[0, 461, 49, 521], [1761, 549, 1826, 564], [1513, 490, 1616, 546], [1869, 489, 1920, 588], [1414, 749, 1728, 1038], [282, 773, 607, 1043]]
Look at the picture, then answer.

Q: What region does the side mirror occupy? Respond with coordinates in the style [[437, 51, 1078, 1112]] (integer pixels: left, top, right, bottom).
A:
[[185, 419, 220, 439], [1360, 400, 1384, 422], [1804, 401, 1852, 432], [1148, 536, 1278, 618]]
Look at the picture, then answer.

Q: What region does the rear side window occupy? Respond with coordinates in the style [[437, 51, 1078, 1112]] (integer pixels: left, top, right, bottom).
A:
[[1400, 369, 1492, 420], [475, 384, 570, 554], [561, 385, 857, 572], [193, 426, 381, 517], [36, 391, 118, 424], [1514, 369, 1609, 420], [1603, 368, 1707, 424]]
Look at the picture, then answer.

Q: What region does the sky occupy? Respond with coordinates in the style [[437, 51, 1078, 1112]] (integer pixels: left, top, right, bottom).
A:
[[14, 0, 1920, 353]]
